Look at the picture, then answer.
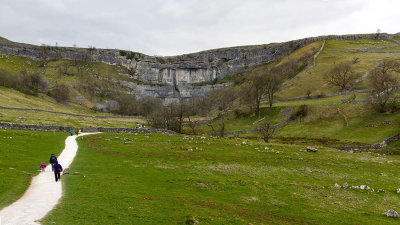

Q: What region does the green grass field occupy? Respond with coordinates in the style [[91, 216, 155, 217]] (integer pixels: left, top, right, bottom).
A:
[[41, 132, 400, 224], [0, 129, 67, 209]]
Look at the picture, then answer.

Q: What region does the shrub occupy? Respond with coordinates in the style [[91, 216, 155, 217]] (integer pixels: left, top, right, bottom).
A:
[[234, 109, 246, 118], [0, 69, 48, 95], [157, 57, 166, 64], [50, 84, 69, 102], [114, 94, 140, 115], [119, 50, 127, 56], [290, 104, 308, 120], [23, 71, 49, 92], [126, 52, 136, 60]]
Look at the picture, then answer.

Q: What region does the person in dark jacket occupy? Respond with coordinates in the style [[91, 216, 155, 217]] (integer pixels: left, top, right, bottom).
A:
[[49, 154, 57, 171], [53, 161, 63, 182]]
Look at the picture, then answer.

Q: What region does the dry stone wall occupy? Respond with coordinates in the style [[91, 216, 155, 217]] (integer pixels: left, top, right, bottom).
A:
[[0, 122, 176, 134]]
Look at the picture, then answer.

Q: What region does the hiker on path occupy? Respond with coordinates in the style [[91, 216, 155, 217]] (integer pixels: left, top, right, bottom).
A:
[[49, 154, 57, 171], [70, 129, 74, 136], [53, 161, 63, 182], [40, 162, 46, 172]]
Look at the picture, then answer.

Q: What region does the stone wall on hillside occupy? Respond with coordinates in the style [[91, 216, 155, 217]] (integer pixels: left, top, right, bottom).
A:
[[0, 122, 177, 134], [0, 33, 396, 101]]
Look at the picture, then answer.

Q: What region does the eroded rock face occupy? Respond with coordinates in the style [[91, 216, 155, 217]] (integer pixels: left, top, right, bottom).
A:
[[0, 33, 395, 101]]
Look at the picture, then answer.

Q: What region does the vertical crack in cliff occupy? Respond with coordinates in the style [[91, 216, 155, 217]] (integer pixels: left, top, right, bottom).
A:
[[171, 69, 181, 98]]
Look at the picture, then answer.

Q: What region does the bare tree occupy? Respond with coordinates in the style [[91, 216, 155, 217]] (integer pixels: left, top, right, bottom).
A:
[[368, 60, 400, 112], [37, 44, 50, 67], [257, 120, 276, 143], [240, 69, 282, 115], [208, 86, 238, 137], [243, 70, 267, 116], [324, 63, 359, 90], [264, 70, 283, 109]]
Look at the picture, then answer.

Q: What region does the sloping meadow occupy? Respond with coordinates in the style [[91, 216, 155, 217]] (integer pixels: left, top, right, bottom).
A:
[[42, 133, 400, 224]]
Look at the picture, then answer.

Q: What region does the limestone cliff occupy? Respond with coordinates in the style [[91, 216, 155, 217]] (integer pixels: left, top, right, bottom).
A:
[[0, 33, 396, 101]]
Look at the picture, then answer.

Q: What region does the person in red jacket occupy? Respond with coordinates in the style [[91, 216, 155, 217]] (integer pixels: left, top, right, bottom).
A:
[[53, 161, 63, 182]]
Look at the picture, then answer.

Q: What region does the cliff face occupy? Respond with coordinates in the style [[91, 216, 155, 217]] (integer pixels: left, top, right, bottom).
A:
[[0, 33, 395, 101]]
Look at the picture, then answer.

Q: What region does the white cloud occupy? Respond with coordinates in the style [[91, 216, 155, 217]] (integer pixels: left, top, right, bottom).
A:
[[0, 0, 399, 55]]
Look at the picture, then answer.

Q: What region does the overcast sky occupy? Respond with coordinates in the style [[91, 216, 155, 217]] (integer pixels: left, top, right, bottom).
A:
[[0, 0, 399, 56]]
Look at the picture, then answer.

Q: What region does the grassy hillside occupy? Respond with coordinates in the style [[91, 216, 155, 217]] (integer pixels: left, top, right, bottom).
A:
[[277, 39, 400, 100], [42, 133, 400, 224], [0, 130, 67, 209], [0, 87, 144, 128], [0, 51, 134, 108]]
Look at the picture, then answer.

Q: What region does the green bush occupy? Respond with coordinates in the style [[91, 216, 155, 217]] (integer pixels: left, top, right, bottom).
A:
[[50, 84, 69, 102], [119, 50, 127, 56], [290, 104, 308, 120], [0, 69, 48, 95]]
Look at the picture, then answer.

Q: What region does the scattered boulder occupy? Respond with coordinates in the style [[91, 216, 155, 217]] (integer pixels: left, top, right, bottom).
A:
[[185, 216, 199, 225], [17, 117, 27, 121], [382, 209, 399, 218], [242, 141, 247, 145], [360, 185, 366, 190], [124, 142, 133, 144], [342, 182, 349, 189], [73, 171, 80, 175], [123, 138, 130, 141], [306, 147, 318, 152], [377, 189, 385, 193], [334, 183, 341, 188], [62, 168, 70, 175], [351, 186, 359, 189], [114, 137, 120, 140], [397, 188, 400, 194]]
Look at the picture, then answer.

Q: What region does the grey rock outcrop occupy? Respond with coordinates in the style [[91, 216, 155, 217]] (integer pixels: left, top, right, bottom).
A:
[[382, 209, 399, 218], [306, 147, 318, 152]]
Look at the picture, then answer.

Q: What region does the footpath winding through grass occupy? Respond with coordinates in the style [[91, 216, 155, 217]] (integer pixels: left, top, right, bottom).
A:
[[0, 129, 67, 209], [43, 133, 400, 224]]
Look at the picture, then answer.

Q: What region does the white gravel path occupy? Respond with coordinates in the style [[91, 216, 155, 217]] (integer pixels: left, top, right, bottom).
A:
[[0, 133, 98, 225]]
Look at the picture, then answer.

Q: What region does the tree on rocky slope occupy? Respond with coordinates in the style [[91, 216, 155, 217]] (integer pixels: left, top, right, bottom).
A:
[[368, 60, 400, 112], [324, 63, 359, 91]]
